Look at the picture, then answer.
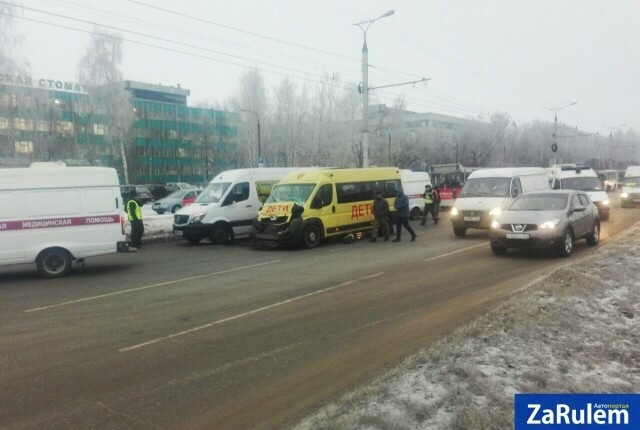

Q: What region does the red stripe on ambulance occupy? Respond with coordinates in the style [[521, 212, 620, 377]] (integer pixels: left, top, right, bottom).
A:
[[0, 215, 120, 231]]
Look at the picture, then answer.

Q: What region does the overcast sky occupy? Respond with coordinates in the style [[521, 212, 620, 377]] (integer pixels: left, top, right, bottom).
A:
[[10, 0, 640, 134]]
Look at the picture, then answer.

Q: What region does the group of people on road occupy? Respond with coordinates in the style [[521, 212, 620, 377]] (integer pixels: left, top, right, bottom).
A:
[[370, 185, 440, 243]]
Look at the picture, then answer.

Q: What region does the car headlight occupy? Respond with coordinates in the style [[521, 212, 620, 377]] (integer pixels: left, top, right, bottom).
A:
[[451, 207, 459, 217], [621, 192, 628, 198], [490, 219, 500, 229], [602, 199, 610, 206], [539, 219, 561, 229], [190, 212, 206, 223], [489, 207, 502, 216]]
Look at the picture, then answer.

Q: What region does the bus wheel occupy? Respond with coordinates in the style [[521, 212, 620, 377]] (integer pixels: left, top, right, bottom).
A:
[[303, 224, 321, 249], [410, 207, 422, 220], [37, 248, 73, 278], [453, 227, 467, 237]]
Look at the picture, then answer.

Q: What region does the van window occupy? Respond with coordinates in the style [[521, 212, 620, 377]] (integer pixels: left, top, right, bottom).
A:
[[511, 178, 523, 198], [197, 182, 231, 204], [460, 178, 510, 198], [25, 190, 81, 217], [572, 194, 582, 208], [337, 180, 401, 203], [314, 184, 333, 208], [0, 193, 16, 219], [85, 189, 115, 214], [223, 182, 250, 206]]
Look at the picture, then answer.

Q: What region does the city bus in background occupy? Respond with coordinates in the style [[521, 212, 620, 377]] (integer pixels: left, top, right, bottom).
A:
[[428, 164, 478, 208]]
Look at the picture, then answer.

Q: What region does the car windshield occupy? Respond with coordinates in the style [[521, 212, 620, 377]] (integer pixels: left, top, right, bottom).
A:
[[509, 194, 568, 211], [460, 178, 510, 198], [560, 177, 602, 191], [624, 176, 640, 186], [266, 184, 316, 205], [196, 182, 231, 203]]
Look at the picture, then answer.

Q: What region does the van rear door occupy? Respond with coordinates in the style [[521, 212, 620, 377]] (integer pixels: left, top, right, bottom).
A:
[[0, 192, 24, 264]]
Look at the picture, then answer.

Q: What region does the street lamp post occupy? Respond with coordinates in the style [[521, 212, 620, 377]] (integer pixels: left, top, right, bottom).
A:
[[353, 10, 395, 168], [546, 101, 577, 166], [240, 109, 262, 167], [606, 124, 626, 169]]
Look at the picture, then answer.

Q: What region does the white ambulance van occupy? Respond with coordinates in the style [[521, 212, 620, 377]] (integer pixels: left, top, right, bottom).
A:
[[400, 170, 432, 219], [546, 165, 610, 220], [0, 163, 128, 278], [172, 168, 304, 244], [450, 167, 548, 236], [621, 165, 640, 208]]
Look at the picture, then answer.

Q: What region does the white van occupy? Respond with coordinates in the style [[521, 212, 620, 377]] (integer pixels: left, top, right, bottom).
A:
[[621, 166, 640, 208], [450, 167, 548, 236], [547, 165, 610, 220], [400, 170, 432, 219], [172, 168, 304, 244], [0, 163, 128, 277]]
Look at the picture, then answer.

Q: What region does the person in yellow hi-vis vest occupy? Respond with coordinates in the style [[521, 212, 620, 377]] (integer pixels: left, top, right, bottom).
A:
[[127, 189, 144, 248], [420, 184, 439, 226]]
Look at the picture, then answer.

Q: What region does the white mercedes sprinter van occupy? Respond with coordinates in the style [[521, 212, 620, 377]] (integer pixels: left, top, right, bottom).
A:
[[172, 168, 304, 244], [546, 165, 610, 220], [450, 167, 548, 236], [0, 163, 128, 277], [621, 165, 640, 208], [400, 170, 432, 219]]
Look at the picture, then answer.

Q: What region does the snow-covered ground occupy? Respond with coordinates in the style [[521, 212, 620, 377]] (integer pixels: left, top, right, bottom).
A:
[[124, 205, 175, 241], [295, 225, 640, 430]]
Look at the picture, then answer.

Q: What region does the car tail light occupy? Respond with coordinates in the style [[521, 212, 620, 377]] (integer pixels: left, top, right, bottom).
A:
[[120, 215, 126, 235]]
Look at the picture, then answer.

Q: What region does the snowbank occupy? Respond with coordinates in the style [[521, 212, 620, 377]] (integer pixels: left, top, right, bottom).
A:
[[296, 225, 640, 430], [124, 205, 175, 242]]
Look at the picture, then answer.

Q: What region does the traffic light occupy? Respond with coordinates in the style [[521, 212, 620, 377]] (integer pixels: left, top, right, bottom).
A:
[[551, 143, 558, 152]]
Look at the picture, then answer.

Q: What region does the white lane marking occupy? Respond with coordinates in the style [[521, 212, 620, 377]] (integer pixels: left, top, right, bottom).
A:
[[424, 242, 487, 262], [119, 272, 384, 352], [24, 260, 282, 313]]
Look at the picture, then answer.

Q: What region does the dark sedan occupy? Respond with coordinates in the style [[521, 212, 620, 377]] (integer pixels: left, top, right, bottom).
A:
[[489, 190, 600, 257]]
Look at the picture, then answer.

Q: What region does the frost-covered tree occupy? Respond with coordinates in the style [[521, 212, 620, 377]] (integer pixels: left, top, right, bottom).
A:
[[77, 27, 134, 181]]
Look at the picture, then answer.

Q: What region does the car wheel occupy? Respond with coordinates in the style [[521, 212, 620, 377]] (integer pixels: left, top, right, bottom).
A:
[[186, 236, 202, 245], [453, 227, 467, 237], [557, 229, 574, 257], [37, 248, 72, 278], [490, 240, 507, 255], [303, 224, 321, 249], [210, 224, 231, 245], [410, 207, 422, 220], [171, 205, 181, 214], [586, 221, 600, 246]]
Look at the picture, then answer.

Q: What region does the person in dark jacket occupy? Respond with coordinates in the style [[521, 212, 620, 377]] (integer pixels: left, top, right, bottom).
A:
[[370, 190, 390, 242], [393, 189, 416, 242], [127, 189, 144, 248]]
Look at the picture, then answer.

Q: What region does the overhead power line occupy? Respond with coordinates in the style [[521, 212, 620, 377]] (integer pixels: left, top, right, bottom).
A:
[[127, 0, 357, 62]]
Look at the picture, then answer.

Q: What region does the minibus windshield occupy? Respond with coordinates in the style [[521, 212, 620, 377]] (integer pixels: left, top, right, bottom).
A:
[[460, 178, 511, 198], [196, 182, 231, 203], [266, 184, 316, 205]]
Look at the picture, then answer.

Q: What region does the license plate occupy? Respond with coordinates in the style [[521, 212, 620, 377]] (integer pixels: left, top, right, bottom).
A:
[[173, 230, 183, 236], [506, 233, 529, 239], [464, 216, 480, 222]]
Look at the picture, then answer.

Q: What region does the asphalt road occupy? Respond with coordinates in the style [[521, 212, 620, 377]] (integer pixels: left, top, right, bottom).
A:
[[2, 198, 639, 430]]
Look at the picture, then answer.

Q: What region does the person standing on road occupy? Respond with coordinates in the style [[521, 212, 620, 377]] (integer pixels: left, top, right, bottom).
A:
[[433, 185, 441, 220], [127, 189, 144, 249], [393, 189, 416, 242], [370, 190, 390, 242], [420, 184, 439, 226]]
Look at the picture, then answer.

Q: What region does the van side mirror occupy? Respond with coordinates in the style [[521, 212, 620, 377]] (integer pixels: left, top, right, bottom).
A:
[[511, 188, 519, 198]]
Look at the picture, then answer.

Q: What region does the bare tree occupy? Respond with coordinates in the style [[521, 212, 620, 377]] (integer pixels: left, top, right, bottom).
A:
[[77, 27, 134, 181]]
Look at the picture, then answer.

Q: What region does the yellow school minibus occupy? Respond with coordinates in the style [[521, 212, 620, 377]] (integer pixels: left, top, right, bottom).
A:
[[252, 168, 401, 248]]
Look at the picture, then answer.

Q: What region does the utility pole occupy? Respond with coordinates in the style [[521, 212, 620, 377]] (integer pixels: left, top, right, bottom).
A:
[[240, 109, 262, 167], [606, 124, 626, 169], [545, 101, 576, 166]]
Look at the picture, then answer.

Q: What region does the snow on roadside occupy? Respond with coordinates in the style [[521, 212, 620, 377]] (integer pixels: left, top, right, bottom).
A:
[[295, 226, 640, 430], [124, 205, 175, 241]]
